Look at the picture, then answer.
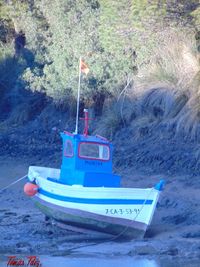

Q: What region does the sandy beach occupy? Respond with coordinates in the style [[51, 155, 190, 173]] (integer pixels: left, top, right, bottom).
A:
[[0, 156, 200, 267]]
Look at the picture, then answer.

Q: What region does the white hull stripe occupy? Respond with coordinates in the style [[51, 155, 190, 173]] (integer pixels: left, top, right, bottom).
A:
[[38, 189, 153, 205]]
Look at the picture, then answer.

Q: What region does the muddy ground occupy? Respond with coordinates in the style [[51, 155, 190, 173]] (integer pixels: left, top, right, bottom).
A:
[[0, 156, 200, 266]]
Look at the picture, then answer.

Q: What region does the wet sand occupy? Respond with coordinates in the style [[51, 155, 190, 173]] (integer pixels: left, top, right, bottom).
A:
[[0, 156, 200, 266]]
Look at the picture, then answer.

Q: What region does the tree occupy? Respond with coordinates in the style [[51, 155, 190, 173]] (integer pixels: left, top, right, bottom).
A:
[[1, 0, 199, 116]]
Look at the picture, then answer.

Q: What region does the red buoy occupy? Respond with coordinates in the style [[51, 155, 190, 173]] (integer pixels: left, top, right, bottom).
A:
[[24, 182, 39, 196]]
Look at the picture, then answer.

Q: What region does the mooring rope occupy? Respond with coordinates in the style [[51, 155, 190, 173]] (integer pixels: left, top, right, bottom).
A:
[[0, 174, 27, 192]]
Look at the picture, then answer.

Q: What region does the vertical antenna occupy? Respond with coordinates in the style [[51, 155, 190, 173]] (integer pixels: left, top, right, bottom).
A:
[[74, 57, 82, 134]]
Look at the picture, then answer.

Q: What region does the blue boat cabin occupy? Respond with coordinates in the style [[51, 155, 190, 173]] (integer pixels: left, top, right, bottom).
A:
[[59, 132, 121, 187], [59, 130, 121, 187]]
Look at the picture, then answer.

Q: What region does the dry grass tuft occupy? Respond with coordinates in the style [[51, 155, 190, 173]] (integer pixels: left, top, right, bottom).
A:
[[128, 29, 200, 140], [94, 103, 123, 140], [93, 28, 200, 141], [6, 103, 33, 126]]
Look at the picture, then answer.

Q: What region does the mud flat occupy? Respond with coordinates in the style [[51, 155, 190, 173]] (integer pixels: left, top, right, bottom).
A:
[[0, 156, 200, 266]]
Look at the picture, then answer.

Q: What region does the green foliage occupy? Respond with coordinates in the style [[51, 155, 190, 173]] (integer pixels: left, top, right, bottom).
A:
[[0, 0, 200, 117], [191, 6, 200, 30], [23, 0, 102, 103]]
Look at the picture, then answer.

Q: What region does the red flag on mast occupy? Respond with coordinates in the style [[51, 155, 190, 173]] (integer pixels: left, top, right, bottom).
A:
[[80, 59, 89, 75]]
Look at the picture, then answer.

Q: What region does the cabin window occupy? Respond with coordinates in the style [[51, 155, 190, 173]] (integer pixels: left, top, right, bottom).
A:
[[64, 140, 74, 157], [79, 142, 110, 161]]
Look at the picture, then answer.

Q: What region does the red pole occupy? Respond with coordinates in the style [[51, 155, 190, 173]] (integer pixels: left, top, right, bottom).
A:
[[83, 109, 89, 136]]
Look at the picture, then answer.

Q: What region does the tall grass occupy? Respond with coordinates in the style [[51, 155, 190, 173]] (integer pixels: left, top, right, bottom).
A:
[[0, 43, 15, 94], [97, 28, 200, 141], [132, 30, 200, 138]]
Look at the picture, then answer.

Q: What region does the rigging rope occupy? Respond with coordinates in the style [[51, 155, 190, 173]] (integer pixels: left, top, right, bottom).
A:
[[0, 174, 27, 192]]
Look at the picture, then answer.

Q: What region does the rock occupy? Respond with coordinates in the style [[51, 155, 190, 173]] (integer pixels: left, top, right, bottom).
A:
[[162, 247, 179, 256], [182, 232, 200, 238], [52, 250, 71, 256], [20, 215, 31, 222], [16, 242, 31, 248], [162, 214, 188, 225], [129, 245, 158, 256], [4, 212, 17, 216]]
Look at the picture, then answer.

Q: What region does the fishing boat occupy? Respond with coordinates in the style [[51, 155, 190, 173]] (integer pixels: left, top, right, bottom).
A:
[[25, 108, 164, 239], [24, 58, 164, 239]]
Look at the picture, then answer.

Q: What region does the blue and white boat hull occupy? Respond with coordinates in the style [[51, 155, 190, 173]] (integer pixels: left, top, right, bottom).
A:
[[28, 166, 163, 239]]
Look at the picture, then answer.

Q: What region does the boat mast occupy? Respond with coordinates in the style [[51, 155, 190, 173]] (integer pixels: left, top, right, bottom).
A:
[[74, 57, 82, 134]]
